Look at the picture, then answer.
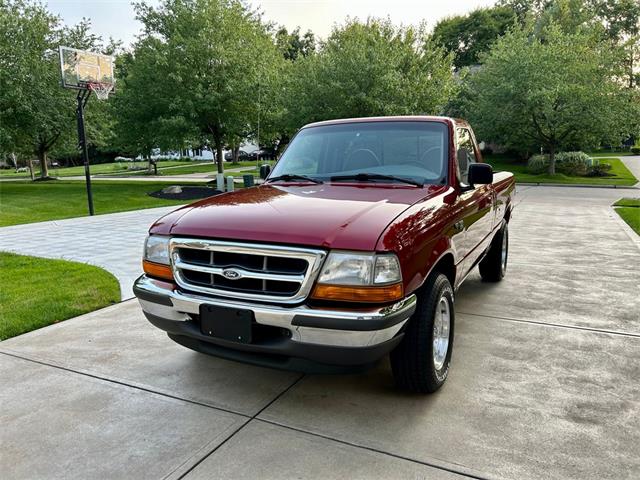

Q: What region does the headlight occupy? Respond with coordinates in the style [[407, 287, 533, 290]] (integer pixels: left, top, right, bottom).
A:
[[144, 235, 171, 265], [317, 251, 401, 285], [312, 251, 403, 303]]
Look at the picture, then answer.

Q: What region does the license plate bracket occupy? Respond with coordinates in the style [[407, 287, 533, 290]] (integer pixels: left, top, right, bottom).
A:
[[200, 305, 253, 344]]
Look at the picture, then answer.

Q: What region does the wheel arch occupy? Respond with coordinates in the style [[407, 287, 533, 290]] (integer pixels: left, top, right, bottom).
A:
[[410, 250, 457, 295]]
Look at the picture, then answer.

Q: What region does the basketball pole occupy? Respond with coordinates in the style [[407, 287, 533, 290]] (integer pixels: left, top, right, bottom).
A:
[[76, 90, 94, 216]]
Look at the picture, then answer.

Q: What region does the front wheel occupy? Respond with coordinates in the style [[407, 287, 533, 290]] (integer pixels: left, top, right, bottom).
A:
[[390, 273, 454, 393]]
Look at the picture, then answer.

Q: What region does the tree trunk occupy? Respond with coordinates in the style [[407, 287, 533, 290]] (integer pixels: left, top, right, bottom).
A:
[[548, 146, 556, 175], [38, 149, 49, 178], [28, 160, 35, 181], [232, 145, 240, 164], [215, 139, 224, 174]]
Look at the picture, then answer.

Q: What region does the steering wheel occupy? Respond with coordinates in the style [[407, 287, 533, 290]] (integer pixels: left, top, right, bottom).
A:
[[344, 148, 381, 170], [420, 146, 442, 164]]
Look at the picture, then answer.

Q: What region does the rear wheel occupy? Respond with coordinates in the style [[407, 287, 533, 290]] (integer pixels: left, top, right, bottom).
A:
[[479, 222, 508, 282], [390, 273, 454, 393]]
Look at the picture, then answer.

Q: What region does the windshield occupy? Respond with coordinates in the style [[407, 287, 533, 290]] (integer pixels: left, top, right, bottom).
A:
[[270, 121, 449, 184]]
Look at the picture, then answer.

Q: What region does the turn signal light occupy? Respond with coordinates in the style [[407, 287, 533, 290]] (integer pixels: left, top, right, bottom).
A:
[[143, 260, 174, 281], [311, 283, 403, 303]]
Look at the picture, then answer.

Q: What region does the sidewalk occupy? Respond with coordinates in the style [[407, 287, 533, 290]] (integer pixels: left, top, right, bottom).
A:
[[621, 155, 640, 187], [0, 205, 178, 299]]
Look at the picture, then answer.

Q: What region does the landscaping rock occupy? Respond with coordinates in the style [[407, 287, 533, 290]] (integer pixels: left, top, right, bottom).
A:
[[161, 185, 182, 194]]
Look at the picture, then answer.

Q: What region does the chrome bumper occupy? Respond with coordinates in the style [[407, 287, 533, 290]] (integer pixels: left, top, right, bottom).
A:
[[134, 275, 416, 348]]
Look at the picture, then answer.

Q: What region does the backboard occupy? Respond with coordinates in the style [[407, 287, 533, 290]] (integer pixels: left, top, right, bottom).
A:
[[59, 46, 115, 92]]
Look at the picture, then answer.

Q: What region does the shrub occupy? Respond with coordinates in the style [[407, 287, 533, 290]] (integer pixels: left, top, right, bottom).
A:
[[631, 146, 640, 155], [555, 151, 590, 176], [586, 162, 612, 177], [527, 154, 549, 174], [481, 146, 494, 155]]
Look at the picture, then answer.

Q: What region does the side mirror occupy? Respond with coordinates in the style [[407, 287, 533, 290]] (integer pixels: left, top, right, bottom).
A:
[[259, 164, 271, 179], [467, 163, 493, 186]]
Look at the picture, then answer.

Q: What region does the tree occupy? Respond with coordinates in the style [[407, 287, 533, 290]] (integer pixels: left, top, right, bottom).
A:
[[285, 19, 455, 129], [275, 26, 315, 61], [112, 40, 196, 166], [432, 6, 517, 69], [0, 1, 106, 178], [464, 26, 638, 174], [589, 0, 640, 88], [497, 0, 550, 23], [132, 0, 282, 173]]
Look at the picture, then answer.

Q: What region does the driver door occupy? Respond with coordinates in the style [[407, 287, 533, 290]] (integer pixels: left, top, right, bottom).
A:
[[454, 128, 494, 275]]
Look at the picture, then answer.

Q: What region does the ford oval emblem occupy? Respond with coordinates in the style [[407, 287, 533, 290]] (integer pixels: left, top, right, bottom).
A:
[[222, 268, 242, 280]]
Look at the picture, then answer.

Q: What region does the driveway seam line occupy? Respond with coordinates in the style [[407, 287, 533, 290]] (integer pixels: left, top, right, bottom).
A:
[[255, 418, 492, 480], [0, 350, 251, 418], [176, 373, 306, 479], [161, 419, 250, 480], [458, 311, 640, 338]]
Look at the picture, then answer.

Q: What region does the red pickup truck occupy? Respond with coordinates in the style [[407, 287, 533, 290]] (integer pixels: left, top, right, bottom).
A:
[[134, 116, 514, 393]]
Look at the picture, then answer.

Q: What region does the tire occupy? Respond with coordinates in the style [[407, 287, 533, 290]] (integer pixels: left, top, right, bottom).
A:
[[479, 221, 508, 282], [390, 273, 454, 393]]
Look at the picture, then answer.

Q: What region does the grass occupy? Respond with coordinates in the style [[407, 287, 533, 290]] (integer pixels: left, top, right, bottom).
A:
[[0, 252, 120, 340], [0, 159, 210, 178], [136, 160, 274, 176], [588, 151, 635, 157], [0, 180, 197, 227], [613, 198, 640, 235], [614, 198, 640, 207], [485, 155, 638, 186]]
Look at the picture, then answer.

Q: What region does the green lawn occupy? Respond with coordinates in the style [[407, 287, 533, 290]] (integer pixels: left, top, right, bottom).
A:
[[0, 252, 120, 340], [0, 180, 196, 227], [613, 198, 640, 235], [0, 159, 209, 178], [588, 151, 634, 157], [485, 155, 638, 186], [137, 160, 274, 176]]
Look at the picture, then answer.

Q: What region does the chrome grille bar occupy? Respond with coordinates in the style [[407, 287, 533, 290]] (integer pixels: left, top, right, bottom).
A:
[[173, 260, 306, 283], [169, 238, 327, 304]]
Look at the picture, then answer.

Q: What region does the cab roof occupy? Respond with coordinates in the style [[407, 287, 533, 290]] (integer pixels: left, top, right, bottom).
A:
[[302, 115, 471, 130]]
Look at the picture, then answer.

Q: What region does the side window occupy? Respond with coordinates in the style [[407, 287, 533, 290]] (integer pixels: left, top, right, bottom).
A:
[[456, 128, 477, 185]]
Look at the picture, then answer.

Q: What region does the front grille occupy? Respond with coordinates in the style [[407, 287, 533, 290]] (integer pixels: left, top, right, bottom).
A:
[[170, 239, 326, 303]]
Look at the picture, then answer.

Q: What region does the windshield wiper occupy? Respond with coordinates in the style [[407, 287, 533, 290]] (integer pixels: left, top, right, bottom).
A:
[[266, 174, 323, 184], [330, 173, 423, 187]]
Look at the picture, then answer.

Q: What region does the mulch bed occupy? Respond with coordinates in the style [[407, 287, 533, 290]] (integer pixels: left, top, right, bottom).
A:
[[148, 186, 222, 200]]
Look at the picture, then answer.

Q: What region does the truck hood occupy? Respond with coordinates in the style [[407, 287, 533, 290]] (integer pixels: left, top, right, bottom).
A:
[[158, 184, 446, 251]]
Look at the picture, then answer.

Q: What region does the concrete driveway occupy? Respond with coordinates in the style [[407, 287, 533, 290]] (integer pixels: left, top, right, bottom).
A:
[[1, 185, 639, 479]]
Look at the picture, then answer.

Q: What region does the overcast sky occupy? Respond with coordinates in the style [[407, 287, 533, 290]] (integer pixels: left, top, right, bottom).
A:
[[46, 0, 496, 46]]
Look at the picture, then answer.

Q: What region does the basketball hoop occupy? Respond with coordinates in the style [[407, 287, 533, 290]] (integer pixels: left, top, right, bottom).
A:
[[87, 82, 114, 101]]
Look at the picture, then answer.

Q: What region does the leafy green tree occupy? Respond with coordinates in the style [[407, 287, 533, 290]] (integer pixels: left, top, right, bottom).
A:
[[589, 0, 640, 88], [432, 6, 517, 68], [497, 0, 550, 23], [0, 0, 106, 178], [275, 26, 315, 61], [111, 40, 196, 166], [532, 0, 595, 36], [132, 0, 282, 173], [286, 19, 455, 129], [465, 26, 638, 174]]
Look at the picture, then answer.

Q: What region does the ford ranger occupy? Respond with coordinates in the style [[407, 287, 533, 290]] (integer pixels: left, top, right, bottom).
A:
[[134, 116, 515, 393]]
